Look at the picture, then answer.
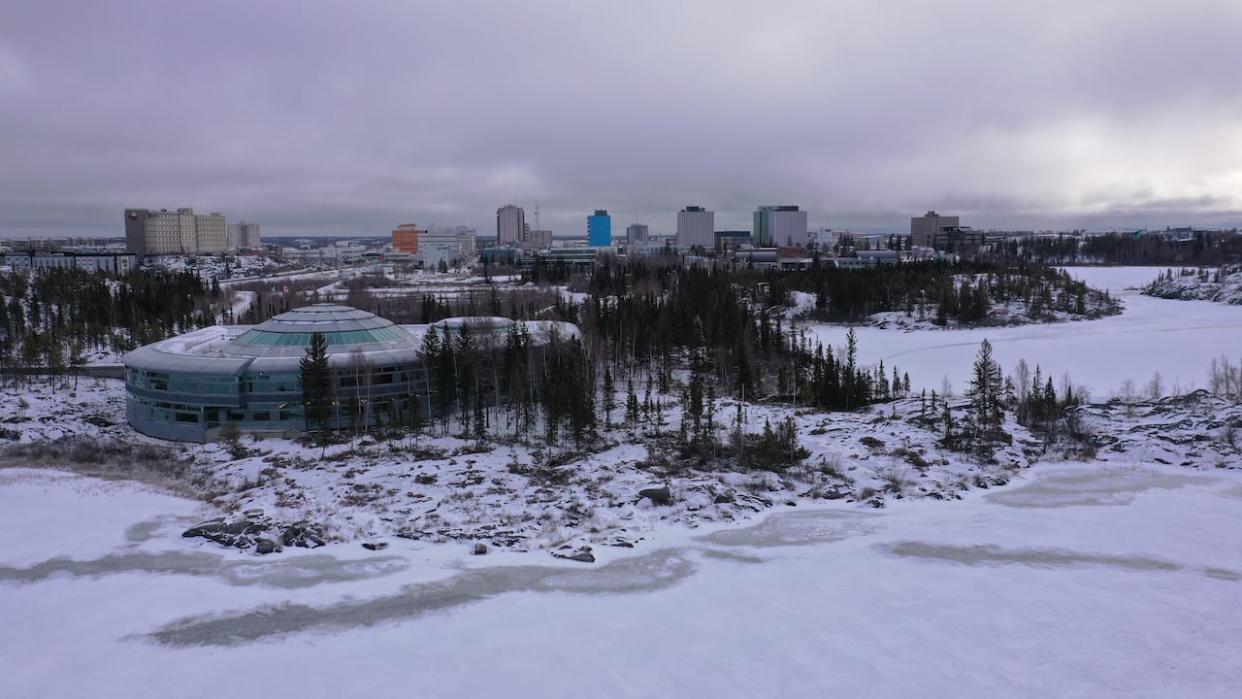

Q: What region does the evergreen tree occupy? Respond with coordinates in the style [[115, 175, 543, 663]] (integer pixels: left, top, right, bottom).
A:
[[625, 377, 639, 428], [300, 331, 333, 456], [602, 366, 615, 426], [966, 339, 1005, 454]]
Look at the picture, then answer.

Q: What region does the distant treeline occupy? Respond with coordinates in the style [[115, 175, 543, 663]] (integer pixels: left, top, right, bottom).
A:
[[980, 232, 1242, 266], [763, 261, 1117, 325]]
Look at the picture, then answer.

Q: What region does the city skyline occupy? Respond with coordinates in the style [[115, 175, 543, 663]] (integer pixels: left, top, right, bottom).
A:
[[2, 1, 1241, 238]]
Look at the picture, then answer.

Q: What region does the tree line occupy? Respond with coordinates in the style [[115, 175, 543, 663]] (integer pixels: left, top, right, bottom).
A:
[[0, 267, 219, 375], [979, 232, 1242, 266]]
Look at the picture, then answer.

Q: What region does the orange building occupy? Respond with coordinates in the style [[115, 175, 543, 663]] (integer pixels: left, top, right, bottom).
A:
[[392, 224, 423, 254]]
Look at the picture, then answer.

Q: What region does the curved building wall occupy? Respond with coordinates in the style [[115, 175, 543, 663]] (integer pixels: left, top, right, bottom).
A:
[[124, 354, 433, 443], [122, 305, 569, 443]]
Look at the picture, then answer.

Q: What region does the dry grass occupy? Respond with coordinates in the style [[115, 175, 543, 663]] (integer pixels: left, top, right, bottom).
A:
[[0, 437, 217, 500]]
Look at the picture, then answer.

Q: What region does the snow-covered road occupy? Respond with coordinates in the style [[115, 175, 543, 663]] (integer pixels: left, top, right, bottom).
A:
[[807, 266, 1242, 398], [1, 462, 1239, 698]]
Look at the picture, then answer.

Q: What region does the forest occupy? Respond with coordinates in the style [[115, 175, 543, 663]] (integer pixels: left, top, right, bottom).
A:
[[0, 267, 219, 374], [760, 260, 1118, 324]]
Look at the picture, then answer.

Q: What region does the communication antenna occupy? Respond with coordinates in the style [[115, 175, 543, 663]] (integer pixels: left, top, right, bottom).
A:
[[534, 201, 541, 231]]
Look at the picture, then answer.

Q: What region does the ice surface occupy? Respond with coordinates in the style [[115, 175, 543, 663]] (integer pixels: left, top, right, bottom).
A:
[[0, 551, 409, 589], [984, 466, 1202, 508], [879, 541, 1181, 571], [3, 462, 1241, 697], [696, 509, 879, 547], [149, 549, 696, 647]]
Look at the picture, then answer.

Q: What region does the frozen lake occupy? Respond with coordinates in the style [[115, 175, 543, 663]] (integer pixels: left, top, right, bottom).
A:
[[806, 266, 1242, 398], [1, 462, 1240, 698]]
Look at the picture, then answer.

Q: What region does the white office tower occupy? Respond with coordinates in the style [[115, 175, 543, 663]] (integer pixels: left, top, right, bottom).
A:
[[754, 205, 808, 247], [676, 206, 714, 250], [421, 225, 477, 268]]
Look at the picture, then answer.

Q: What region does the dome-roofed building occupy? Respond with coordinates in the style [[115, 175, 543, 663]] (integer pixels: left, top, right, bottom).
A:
[[123, 304, 578, 442], [124, 304, 431, 442]]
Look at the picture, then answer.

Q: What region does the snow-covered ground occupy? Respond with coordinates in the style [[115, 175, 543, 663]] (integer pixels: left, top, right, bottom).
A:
[[2, 461, 1240, 698], [2, 264, 1241, 697], [807, 266, 1242, 398]]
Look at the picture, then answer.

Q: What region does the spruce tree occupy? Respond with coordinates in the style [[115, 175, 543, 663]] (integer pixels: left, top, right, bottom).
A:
[[602, 366, 615, 426], [625, 377, 639, 427], [300, 331, 332, 456], [967, 338, 1005, 450]]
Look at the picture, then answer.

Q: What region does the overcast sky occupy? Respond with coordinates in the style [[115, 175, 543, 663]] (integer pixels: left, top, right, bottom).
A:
[[2, 0, 1240, 238]]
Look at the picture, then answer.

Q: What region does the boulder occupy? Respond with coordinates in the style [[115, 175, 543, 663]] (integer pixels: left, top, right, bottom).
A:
[[362, 541, 388, 551], [255, 538, 280, 555], [281, 523, 326, 548], [472, 542, 488, 556], [822, 484, 851, 500], [182, 517, 270, 549], [638, 486, 672, 506], [552, 545, 595, 563]]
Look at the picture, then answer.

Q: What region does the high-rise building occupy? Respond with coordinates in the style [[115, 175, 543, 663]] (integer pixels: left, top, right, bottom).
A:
[[587, 210, 612, 247], [911, 210, 962, 248], [626, 223, 649, 244], [124, 208, 229, 256], [497, 204, 525, 245], [519, 229, 552, 251], [228, 222, 261, 250], [420, 226, 477, 269], [676, 206, 715, 250], [391, 223, 423, 254], [753, 205, 808, 247]]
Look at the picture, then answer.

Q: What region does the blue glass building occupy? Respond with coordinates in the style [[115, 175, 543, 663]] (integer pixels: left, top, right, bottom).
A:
[[587, 209, 612, 247]]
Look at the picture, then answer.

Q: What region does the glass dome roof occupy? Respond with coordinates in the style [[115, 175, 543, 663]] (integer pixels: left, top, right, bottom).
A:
[[228, 304, 415, 350]]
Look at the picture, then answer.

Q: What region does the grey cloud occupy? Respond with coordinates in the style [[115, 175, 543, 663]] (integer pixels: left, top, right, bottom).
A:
[[1, 0, 1240, 237]]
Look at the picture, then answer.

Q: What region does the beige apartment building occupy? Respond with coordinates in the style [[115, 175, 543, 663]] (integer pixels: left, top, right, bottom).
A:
[[125, 208, 229, 255]]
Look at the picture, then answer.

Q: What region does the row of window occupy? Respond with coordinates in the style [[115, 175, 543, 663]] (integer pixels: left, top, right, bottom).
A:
[[128, 369, 242, 395], [129, 368, 433, 396], [130, 394, 304, 428]]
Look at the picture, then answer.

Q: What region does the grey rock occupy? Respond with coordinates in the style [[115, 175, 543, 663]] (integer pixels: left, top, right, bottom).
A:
[[362, 541, 388, 551], [552, 545, 595, 563], [281, 523, 326, 549], [255, 538, 280, 555], [638, 486, 672, 506], [182, 517, 270, 549], [472, 542, 488, 555], [823, 485, 851, 500]]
